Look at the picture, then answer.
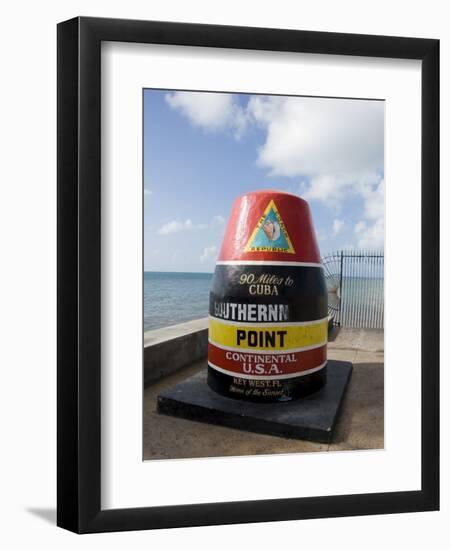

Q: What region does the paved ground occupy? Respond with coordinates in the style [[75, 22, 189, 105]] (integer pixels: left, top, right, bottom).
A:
[[143, 327, 384, 460]]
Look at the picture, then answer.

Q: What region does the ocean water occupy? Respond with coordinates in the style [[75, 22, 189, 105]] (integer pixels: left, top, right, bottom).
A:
[[334, 277, 384, 328], [144, 271, 213, 331], [144, 271, 384, 332]]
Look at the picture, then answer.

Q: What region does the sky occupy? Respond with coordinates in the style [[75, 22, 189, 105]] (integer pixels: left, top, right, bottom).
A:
[[143, 89, 384, 273]]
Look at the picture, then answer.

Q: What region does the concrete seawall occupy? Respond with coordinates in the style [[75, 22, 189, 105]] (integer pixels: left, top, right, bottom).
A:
[[144, 318, 208, 386]]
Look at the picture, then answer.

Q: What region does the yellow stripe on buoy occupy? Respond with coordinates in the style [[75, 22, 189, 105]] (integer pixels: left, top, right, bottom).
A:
[[208, 317, 328, 351]]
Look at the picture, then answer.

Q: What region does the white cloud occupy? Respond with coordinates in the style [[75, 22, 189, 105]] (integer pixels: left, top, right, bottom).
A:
[[144, 188, 152, 196], [157, 219, 193, 235], [157, 215, 227, 236], [165, 92, 248, 138], [360, 178, 384, 220], [166, 93, 384, 209], [314, 228, 328, 243], [247, 96, 385, 231], [302, 175, 346, 205], [248, 96, 384, 181], [200, 245, 218, 264], [354, 221, 367, 234], [210, 214, 225, 228], [354, 218, 384, 249], [332, 219, 344, 236], [194, 216, 226, 231], [353, 177, 384, 249], [165, 93, 385, 250]]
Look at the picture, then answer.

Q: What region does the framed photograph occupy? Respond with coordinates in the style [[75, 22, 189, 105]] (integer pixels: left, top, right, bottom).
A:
[[57, 17, 439, 533]]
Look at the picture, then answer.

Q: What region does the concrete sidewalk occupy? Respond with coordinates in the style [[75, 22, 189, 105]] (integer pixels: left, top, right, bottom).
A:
[[143, 327, 384, 460]]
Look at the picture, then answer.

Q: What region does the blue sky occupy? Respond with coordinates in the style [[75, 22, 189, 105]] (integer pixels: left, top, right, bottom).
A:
[[144, 90, 384, 273]]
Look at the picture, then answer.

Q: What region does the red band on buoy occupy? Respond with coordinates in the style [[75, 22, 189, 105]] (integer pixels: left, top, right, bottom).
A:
[[217, 190, 321, 264], [208, 342, 327, 378]]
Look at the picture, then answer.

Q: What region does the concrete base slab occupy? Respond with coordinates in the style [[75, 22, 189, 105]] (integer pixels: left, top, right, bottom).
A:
[[157, 360, 353, 444]]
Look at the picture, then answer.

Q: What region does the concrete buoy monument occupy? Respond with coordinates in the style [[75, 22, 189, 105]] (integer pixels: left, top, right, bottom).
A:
[[207, 190, 328, 402], [158, 189, 352, 442]]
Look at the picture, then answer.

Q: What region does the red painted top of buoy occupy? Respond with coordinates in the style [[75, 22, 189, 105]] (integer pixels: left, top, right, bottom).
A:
[[217, 190, 321, 263]]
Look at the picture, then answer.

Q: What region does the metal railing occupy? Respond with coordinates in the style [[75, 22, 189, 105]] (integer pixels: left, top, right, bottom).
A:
[[322, 250, 384, 329]]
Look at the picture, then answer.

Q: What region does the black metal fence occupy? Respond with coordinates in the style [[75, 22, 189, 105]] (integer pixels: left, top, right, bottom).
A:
[[322, 250, 384, 329]]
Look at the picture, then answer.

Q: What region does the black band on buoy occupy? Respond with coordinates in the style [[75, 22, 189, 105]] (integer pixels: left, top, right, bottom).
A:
[[210, 264, 328, 322]]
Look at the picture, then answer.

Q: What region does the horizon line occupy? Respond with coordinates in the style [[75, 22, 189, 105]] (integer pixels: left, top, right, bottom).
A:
[[144, 269, 214, 274]]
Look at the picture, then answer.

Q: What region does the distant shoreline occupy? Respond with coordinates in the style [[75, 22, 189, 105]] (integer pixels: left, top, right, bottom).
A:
[[144, 270, 213, 275], [144, 271, 382, 279]]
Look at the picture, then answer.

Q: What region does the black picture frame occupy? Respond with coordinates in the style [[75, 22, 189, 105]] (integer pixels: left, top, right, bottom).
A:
[[57, 16, 439, 533]]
